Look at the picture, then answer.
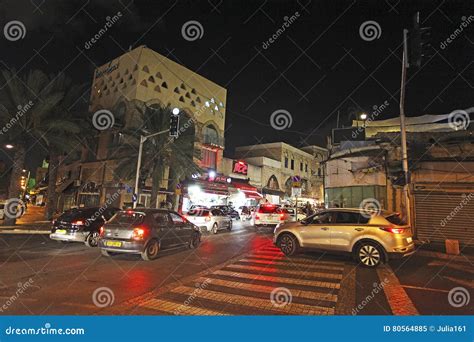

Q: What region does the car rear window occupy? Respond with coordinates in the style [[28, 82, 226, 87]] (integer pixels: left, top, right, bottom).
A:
[[187, 209, 210, 216], [59, 209, 96, 221], [385, 213, 406, 225], [258, 205, 279, 214], [109, 211, 145, 224]]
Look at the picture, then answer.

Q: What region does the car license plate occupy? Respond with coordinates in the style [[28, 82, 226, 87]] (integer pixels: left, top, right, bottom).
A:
[[406, 237, 413, 243], [55, 229, 67, 234], [105, 240, 122, 247]]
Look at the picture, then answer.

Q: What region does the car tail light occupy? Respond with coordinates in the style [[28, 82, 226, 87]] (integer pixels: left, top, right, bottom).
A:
[[72, 220, 84, 225], [99, 226, 105, 237], [255, 215, 260, 220], [380, 226, 405, 234], [279, 213, 285, 220], [132, 227, 146, 240]]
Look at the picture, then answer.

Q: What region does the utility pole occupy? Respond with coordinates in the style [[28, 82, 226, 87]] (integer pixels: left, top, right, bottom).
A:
[[399, 28, 411, 225]]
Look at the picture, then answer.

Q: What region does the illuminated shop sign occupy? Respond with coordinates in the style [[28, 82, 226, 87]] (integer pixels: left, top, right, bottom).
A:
[[232, 160, 248, 175]]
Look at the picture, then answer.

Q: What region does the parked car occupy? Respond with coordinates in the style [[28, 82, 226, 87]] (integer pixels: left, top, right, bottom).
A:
[[98, 209, 201, 261], [185, 208, 232, 234], [273, 208, 414, 268], [210, 205, 240, 220], [252, 204, 291, 227], [237, 206, 252, 220], [50, 207, 120, 247], [282, 207, 307, 222]]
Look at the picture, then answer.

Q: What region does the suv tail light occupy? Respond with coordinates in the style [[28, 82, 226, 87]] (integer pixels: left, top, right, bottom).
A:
[[132, 227, 147, 240], [279, 213, 285, 221], [72, 220, 84, 225], [99, 226, 105, 237], [380, 226, 405, 234]]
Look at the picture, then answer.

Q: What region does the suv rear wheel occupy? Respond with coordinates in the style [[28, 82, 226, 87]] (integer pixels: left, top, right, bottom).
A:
[[355, 242, 384, 267], [278, 233, 299, 256]]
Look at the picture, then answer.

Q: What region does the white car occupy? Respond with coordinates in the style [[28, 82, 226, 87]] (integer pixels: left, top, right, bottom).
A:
[[252, 204, 291, 227], [185, 208, 232, 234]]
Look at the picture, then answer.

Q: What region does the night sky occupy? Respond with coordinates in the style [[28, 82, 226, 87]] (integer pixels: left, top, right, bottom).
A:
[[1, 0, 473, 169]]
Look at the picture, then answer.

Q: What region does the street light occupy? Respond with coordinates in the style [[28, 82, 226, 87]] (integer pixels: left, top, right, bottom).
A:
[[172, 107, 180, 115], [5, 144, 14, 149], [359, 112, 368, 120]]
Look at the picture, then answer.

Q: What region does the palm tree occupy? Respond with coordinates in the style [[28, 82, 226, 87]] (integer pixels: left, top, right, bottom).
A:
[[0, 70, 64, 225], [115, 101, 200, 208], [0, 69, 88, 223]]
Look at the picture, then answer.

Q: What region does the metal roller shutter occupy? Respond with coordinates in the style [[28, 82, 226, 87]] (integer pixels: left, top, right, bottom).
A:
[[414, 188, 474, 246]]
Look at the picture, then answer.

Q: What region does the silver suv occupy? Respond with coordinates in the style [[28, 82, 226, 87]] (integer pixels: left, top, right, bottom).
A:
[[273, 208, 414, 267]]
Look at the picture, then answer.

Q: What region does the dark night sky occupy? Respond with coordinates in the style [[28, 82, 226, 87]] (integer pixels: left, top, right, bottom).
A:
[[0, 0, 473, 169]]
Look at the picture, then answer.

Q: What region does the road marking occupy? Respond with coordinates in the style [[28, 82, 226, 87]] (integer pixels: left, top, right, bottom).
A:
[[247, 252, 344, 266], [377, 264, 419, 315], [428, 260, 474, 274], [400, 285, 451, 293], [215, 269, 341, 289], [171, 285, 334, 315], [140, 298, 229, 315], [193, 276, 338, 302], [443, 276, 474, 289], [239, 258, 344, 271], [226, 264, 343, 280]]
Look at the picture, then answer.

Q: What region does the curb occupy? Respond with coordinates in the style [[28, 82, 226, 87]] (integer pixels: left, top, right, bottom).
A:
[[0, 229, 50, 235]]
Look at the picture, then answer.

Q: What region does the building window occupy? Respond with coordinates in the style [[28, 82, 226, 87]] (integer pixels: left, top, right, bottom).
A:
[[300, 162, 303, 171], [291, 159, 294, 170], [202, 125, 220, 145], [305, 164, 308, 172], [201, 148, 217, 169], [284, 157, 288, 168]]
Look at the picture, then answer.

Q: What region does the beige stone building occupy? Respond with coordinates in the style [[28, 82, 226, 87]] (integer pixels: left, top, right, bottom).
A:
[[57, 45, 227, 209]]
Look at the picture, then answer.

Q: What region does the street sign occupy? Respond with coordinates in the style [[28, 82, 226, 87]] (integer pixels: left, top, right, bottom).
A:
[[132, 193, 138, 202], [291, 187, 302, 197], [292, 175, 301, 188]]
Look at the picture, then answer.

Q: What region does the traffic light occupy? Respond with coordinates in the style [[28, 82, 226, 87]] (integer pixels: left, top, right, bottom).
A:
[[169, 113, 179, 137], [408, 12, 432, 68]]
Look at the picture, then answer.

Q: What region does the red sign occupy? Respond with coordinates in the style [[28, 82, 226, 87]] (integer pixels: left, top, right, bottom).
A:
[[233, 160, 248, 175]]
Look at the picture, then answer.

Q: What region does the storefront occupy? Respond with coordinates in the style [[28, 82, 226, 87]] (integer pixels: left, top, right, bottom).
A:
[[228, 180, 262, 208]]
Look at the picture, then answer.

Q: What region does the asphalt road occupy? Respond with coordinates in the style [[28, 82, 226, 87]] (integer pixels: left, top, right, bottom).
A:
[[0, 221, 472, 315]]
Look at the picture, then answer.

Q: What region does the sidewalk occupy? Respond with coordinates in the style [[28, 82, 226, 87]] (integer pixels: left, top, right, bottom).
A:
[[1, 205, 51, 233], [415, 240, 474, 262]]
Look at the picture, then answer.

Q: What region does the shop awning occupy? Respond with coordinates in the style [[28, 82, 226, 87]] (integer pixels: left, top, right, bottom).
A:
[[231, 181, 263, 199], [188, 180, 230, 196]]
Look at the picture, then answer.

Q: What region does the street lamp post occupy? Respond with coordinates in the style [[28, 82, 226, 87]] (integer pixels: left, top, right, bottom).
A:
[[133, 129, 170, 209]]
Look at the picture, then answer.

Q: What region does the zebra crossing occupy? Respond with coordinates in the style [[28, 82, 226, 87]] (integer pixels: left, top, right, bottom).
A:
[[134, 245, 348, 315]]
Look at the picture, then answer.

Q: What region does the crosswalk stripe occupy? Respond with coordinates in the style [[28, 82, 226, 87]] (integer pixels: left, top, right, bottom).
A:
[[140, 298, 229, 316], [215, 269, 340, 289], [226, 264, 343, 280], [248, 252, 344, 266], [194, 276, 338, 303], [171, 285, 334, 315], [239, 258, 344, 272]]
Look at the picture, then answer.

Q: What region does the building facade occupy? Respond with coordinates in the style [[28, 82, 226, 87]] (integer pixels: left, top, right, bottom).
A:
[[56, 45, 227, 210]]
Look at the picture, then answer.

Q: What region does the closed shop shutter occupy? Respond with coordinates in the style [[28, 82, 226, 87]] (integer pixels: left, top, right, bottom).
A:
[[414, 187, 474, 245]]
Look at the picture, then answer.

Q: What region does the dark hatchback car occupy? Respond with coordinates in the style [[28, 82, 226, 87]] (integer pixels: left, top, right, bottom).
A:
[[50, 207, 120, 247], [210, 205, 240, 220], [98, 209, 201, 261]]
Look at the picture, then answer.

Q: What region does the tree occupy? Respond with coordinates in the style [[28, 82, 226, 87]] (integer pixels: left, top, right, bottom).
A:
[[115, 102, 200, 208], [0, 70, 63, 225]]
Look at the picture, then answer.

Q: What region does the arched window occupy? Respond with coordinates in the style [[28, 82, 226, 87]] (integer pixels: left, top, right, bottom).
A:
[[202, 124, 219, 146], [267, 175, 280, 190]]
